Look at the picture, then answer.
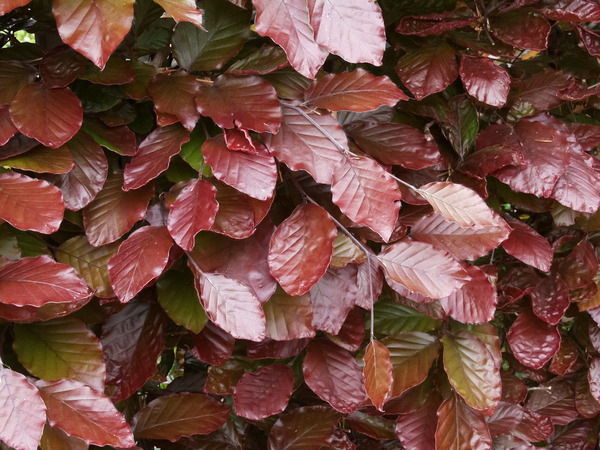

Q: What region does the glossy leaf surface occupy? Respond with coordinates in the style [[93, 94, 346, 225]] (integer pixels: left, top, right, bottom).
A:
[[234, 365, 294, 420], [435, 395, 492, 450], [507, 311, 561, 369], [363, 340, 393, 411]]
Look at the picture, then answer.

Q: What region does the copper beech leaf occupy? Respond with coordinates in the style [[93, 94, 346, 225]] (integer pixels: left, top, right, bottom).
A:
[[587, 357, 600, 404], [108, 226, 173, 303], [132, 393, 231, 441], [82, 119, 137, 156], [234, 365, 294, 420], [502, 218, 553, 272], [435, 395, 492, 450], [40, 424, 87, 450], [267, 406, 340, 450], [507, 310, 561, 369], [157, 269, 208, 334], [0, 105, 17, 146], [327, 306, 365, 352], [268, 203, 337, 296], [263, 286, 315, 340], [552, 151, 600, 214], [153, 0, 204, 29], [459, 55, 510, 107], [210, 181, 259, 239], [0, 172, 64, 234], [491, 10, 551, 50], [0, 367, 46, 450], [363, 341, 393, 411], [52, 0, 135, 69], [531, 277, 570, 325], [0, 0, 31, 14], [195, 73, 281, 133], [378, 237, 470, 299], [303, 340, 366, 413], [35, 378, 135, 448], [202, 134, 277, 201], [265, 105, 346, 184], [395, 391, 441, 450], [148, 71, 200, 132], [0, 255, 89, 307], [124, 124, 191, 191], [83, 171, 154, 247], [10, 83, 82, 148], [191, 320, 235, 366], [305, 69, 406, 112], [193, 271, 266, 341], [253, 0, 328, 78], [331, 155, 402, 242], [311, 265, 358, 334], [167, 179, 219, 251]]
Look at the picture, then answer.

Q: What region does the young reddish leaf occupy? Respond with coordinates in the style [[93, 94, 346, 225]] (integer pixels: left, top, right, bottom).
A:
[[303, 340, 366, 413], [332, 156, 402, 242], [395, 42, 458, 100], [576, 373, 600, 418], [253, 0, 328, 78], [167, 179, 218, 251], [124, 124, 191, 191], [154, 0, 203, 29], [132, 393, 230, 441], [363, 341, 393, 411], [411, 212, 509, 261], [0, 106, 17, 146], [417, 182, 501, 229], [35, 378, 135, 448], [459, 55, 510, 107], [1, 145, 73, 174], [439, 264, 497, 324], [148, 71, 200, 132], [52, 0, 135, 69], [502, 218, 553, 272], [552, 151, 600, 214], [307, 0, 385, 66], [157, 269, 208, 334], [0, 255, 89, 307], [101, 301, 166, 402], [396, 9, 475, 36], [435, 395, 492, 450], [202, 134, 277, 201], [264, 106, 346, 184], [0, 366, 46, 450], [531, 277, 570, 325], [311, 265, 358, 334], [108, 226, 173, 303], [83, 171, 154, 247], [234, 365, 294, 420], [491, 10, 551, 50], [442, 330, 501, 415], [326, 306, 365, 352], [263, 286, 315, 340], [395, 391, 441, 450], [575, 24, 600, 56], [247, 338, 309, 360], [194, 271, 266, 341], [486, 401, 525, 438], [195, 73, 281, 133], [269, 203, 335, 294], [223, 127, 257, 153], [305, 69, 406, 112], [0, 172, 64, 234], [0, 0, 31, 14], [347, 121, 442, 170], [13, 317, 105, 391], [507, 311, 561, 369], [10, 83, 82, 149], [267, 406, 339, 449], [378, 237, 470, 299], [514, 69, 572, 111], [383, 331, 440, 398], [555, 239, 598, 289]]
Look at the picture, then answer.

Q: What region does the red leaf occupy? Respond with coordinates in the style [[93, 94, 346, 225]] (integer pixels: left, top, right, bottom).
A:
[[253, 0, 327, 78], [268, 203, 337, 296], [194, 271, 266, 341], [395, 41, 458, 100], [303, 340, 366, 413], [0, 0, 31, 14], [267, 406, 339, 449], [52, 0, 135, 69], [576, 373, 600, 418], [149, 71, 200, 132], [486, 401, 524, 437], [539, 0, 600, 22], [550, 337, 579, 376], [35, 378, 135, 448], [575, 24, 600, 57], [355, 251, 384, 310], [191, 321, 235, 366], [327, 306, 365, 352], [167, 179, 218, 251], [549, 419, 598, 450], [40, 424, 87, 450], [0, 172, 64, 234], [502, 218, 553, 272], [234, 365, 294, 420], [512, 407, 554, 442], [459, 145, 524, 180], [491, 10, 551, 50], [0, 255, 89, 307], [210, 181, 259, 239], [515, 70, 572, 111], [202, 135, 277, 201], [0, 106, 16, 146], [132, 393, 231, 441], [364, 341, 393, 411], [38, 46, 87, 89], [507, 311, 561, 369], [264, 106, 346, 184], [305, 69, 405, 112], [459, 55, 510, 107], [332, 156, 402, 242], [223, 127, 257, 153], [10, 83, 82, 148], [307, 0, 385, 66], [195, 73, 281, 133], [0, 61, 36, 105], [347, 121, 442, 169], [311, 265, 358, 335], [247, 338, 309, 360], [154, 0, 203, 29], [0, 367, 46, 450], [531, 277, 570, 325], [83, 171, 154, 247], [108, 226, 174, 303], [124, 124, 190, 191], [101, 301, 166, 402], [435, 395, 492, 450], [378, 237, 470, 299], [527, 377, 578, 425], [552, 151, 600, 214], [587, 357, 600, 404], [439, 264, 497, 324], [396, 9, 475, 37], [263, 286, 315, 340]]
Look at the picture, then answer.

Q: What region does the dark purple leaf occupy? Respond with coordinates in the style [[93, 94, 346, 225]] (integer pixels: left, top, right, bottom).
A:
[[326, 306, 365, 352], [507, 311, 561, 369], [491, 10, 551, 50], [531, 276, 570, 325], [486, 401, 524, 437], [0, 105, 16, 146], [234, 365, 294, 420], [191, 321, 235, 366], [459, 55, 510, 107], [396, 8, 475, 37], [527, 377, 578, 425], [395, 391, 441, 450], [247, 338, 309, 360], [502, 218, 553, 272], [538, 0, 600, 22]]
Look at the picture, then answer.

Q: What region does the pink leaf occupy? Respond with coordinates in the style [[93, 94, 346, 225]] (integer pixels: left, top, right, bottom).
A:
[[0, 0, 31, 14], [502, 218, 553, 272], [234, 365, 294, 420], [311, 265, 358, 335], [459, 55, 511, 107], [364, 341, 393, 411], [395, 391, 441, 450], [507, 311, 561, 369], [268, 203, 337, 296], [0, 105, 16, 145], [551, 151, 600, 214], [154, 0, 203, 29]]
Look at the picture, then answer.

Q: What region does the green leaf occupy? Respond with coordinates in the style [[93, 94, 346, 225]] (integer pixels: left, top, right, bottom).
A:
[[373, 298, 440, 335]]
